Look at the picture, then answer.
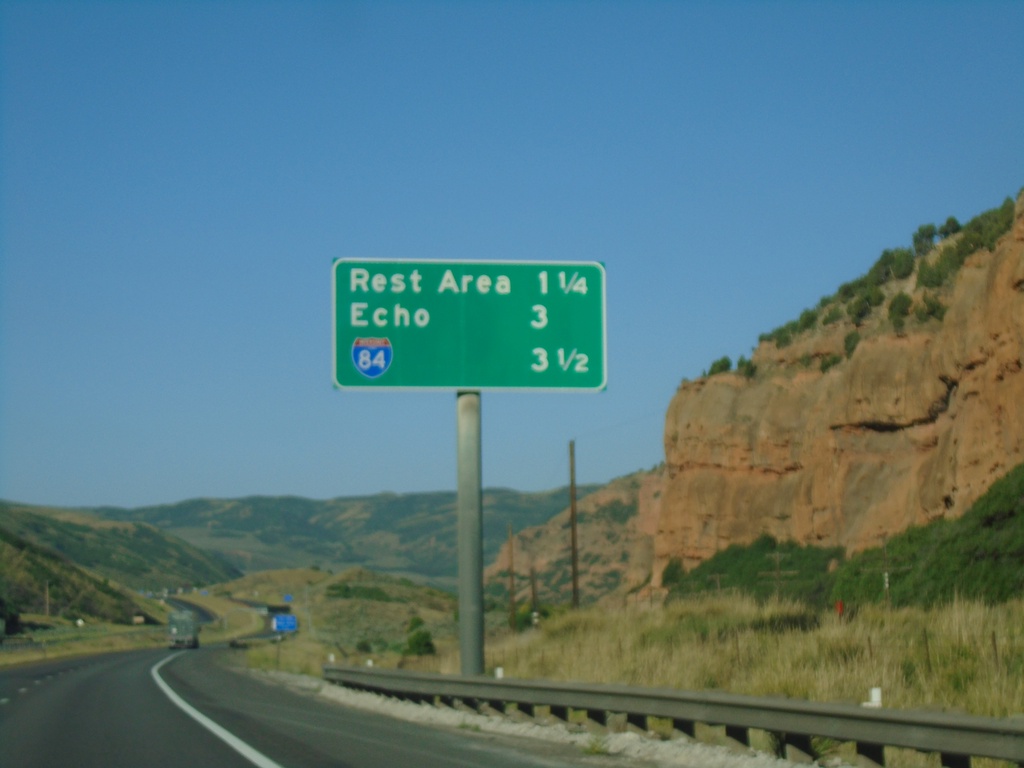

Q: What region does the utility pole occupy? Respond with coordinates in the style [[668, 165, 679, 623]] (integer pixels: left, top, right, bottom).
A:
[[569, 439, 579, 609], [507, 523, 516, 631], [305, 583, 314, 639], [759, 551, 797, 597], [530, 566, 538, 613]]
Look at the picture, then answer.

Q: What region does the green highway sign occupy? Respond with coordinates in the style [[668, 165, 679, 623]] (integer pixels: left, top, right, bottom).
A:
[[332, 259, 606, 390]]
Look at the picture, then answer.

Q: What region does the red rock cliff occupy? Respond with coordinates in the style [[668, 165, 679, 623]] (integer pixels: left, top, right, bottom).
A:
[[655, 192, 1024, 580]]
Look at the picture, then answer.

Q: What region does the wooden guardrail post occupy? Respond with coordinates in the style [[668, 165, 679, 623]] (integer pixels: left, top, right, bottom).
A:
[[724, 723, 750, 747], [855, 741, 886, 767], [625, 711, 648, 733], [672, 718, 696, 739], [940, 752, 970, 768], [781, 732, 816, 763], [548, 704, 570, 723]]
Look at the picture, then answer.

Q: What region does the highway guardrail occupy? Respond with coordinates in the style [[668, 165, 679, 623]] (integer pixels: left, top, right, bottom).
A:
[[322, 665, 1024, 767]]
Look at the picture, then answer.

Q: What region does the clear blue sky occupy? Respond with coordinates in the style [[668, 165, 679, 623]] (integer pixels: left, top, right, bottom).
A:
[[2, 1, 1022, 509]]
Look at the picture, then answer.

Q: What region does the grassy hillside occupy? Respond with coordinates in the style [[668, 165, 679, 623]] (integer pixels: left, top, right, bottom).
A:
[[662, 534, 844, 608], [660, 462, 1024, 609], [0, 502, 241, 592], [211, 566, 458, 667], [0, 525, 158, 631], [86, 485, 598, 584], [833, 461, 1024, 607]]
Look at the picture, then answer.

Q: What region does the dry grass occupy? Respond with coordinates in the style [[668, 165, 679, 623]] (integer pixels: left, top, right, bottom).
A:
[[77, 583, 1016, 724], [252, 593, 1022, 768], [0, 620, 168, 667], [244, 635, 335, 677], [473, 594, 1024, 719]]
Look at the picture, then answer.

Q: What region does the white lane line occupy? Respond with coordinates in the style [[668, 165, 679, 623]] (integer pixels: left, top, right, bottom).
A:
[[151, 654, 286, 768]]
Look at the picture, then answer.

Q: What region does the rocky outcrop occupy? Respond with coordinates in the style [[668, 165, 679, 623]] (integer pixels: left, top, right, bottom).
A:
[[485, 470, 661, 605], [655, 192, 1024, 579]]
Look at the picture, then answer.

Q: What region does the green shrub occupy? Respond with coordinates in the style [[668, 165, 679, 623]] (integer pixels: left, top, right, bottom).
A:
[[916, 259, 944, 288], [846, 297, 870, 326], [915, 293, 946, 322], [736, 356, 757, 379], [891, 248, 915, 279], [820, 354, 842, 373], [844, 331, 860, 358], [913, 223, 937, 257], [325, 583, 393, 601], [822, 306, 843, 325], [661, 558, 685, 588], [837, 280, 863, 302], [708, 356, 732, 376], [405, 628, 436, 656], [938, 216, 961, 238], [888, 292, 913, 332], [797, 308, 818, 332], [761, 319, 802, 348]]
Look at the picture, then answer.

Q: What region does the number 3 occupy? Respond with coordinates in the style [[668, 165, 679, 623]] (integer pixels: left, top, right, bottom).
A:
[[531, 305, 548, 329], [531, 348, 549, 372]]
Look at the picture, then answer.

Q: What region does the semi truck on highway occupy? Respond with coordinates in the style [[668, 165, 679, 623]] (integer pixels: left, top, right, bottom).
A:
[[167, 610, 200, 649]]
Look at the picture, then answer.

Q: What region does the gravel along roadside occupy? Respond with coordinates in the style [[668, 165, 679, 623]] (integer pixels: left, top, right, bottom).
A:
[[250, 670, 850, 768]]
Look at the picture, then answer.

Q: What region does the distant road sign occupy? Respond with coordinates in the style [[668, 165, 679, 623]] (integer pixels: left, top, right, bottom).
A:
[[332, 260, 606, 390], [272, 614, 297, 633]]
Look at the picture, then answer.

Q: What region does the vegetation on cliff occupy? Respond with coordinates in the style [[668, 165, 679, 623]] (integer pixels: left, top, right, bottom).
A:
[[834, 461, 1024, 607], [706, 193, 1021, 374], [661, 534, 843, 608], [659, 462, 1023, 610]]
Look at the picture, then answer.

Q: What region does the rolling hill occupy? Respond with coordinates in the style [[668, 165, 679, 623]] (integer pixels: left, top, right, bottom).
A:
[[83, 485, 600, 587], [0, 502, 241, 593], [0, 524, 156, 630]]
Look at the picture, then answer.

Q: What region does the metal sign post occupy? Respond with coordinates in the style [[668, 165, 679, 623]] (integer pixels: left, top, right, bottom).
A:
[[456, 391, 483, 675], [332, 259, 606, 677]]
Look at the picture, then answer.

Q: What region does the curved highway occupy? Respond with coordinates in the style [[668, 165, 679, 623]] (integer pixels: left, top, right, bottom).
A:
[[0, 648, 611, 767]]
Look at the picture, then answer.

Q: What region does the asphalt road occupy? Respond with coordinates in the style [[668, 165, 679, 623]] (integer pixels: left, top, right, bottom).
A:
[[0, 648, 615, 768]]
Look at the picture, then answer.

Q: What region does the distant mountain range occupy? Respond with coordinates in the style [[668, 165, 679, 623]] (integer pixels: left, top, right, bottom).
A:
[[1, 476, 660, 624], [84, 485, 601, 588]]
